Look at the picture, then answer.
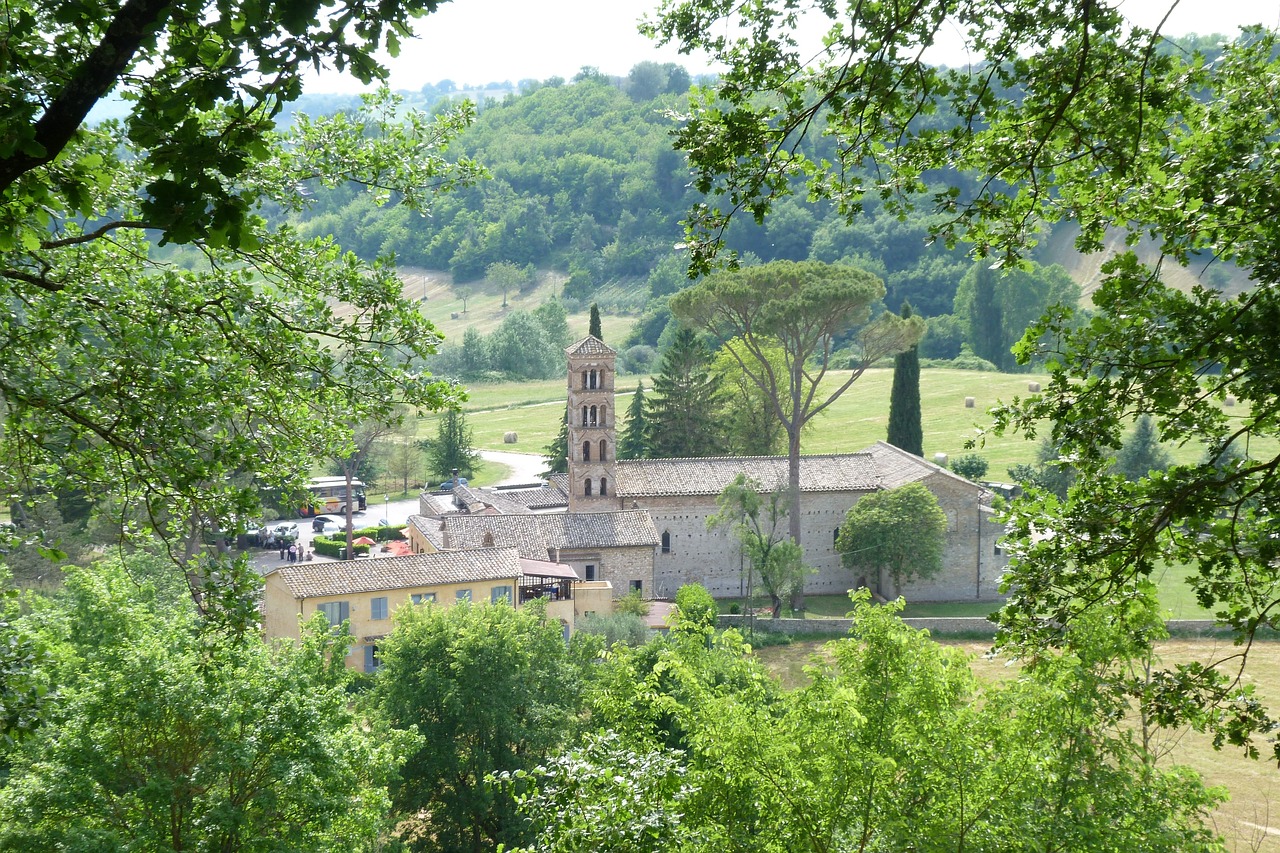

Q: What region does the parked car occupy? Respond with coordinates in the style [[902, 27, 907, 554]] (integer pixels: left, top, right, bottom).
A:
[[268, 523, 299, 545], [312, 515, 333, 533], [438, 476, 469, 490]]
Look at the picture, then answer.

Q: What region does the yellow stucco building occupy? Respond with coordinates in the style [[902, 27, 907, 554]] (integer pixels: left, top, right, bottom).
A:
[[262, 546, 600, 671]]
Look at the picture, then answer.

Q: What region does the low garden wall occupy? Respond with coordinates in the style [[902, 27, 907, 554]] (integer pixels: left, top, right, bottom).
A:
[[718, 615, 1227, 639]]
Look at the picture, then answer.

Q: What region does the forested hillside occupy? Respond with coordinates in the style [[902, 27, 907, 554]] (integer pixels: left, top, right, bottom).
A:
[[273, 60, 1249, 369]]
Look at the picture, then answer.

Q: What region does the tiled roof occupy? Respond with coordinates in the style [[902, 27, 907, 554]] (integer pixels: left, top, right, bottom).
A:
[[566, 335, 615, 357], [441, 510, 658, 559], [407, 515, 446, 549], [865, 441, 983, 492], [479, 483, 566, 512], [615, 454, 881, 497], [273, 547, 521, 599]]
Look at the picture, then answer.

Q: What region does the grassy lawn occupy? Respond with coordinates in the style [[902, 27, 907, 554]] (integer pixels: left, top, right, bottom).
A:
[[752, 636, 1280, 852], [427, 364, 1274, 478]]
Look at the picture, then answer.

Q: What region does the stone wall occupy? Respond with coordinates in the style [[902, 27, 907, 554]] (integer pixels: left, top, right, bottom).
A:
[[718, 614, 1000, 637], [559, 544, 654, 598], [638, 477, 1009, 603], [718, 615, 1227, 639]]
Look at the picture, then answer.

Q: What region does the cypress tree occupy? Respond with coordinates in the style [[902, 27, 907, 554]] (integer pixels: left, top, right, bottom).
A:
[[645, 328, 727, 458], [588, 303, 603, 340], [618, 382, 649, 459], [886, 302, 923, 456]]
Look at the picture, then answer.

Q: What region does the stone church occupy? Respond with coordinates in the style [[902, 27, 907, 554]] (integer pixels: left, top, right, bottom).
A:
[[563, 335, 1009, 602]]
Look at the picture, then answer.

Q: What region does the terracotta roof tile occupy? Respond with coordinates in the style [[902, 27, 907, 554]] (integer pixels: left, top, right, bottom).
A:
[[566, 335, 616, 356], [273, 547, 521, 599], [615, 454, 881, 496], [441, 510, 658, 558]]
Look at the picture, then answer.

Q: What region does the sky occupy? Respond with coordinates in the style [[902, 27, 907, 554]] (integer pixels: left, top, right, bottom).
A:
[[307, 0, 1279, 95]]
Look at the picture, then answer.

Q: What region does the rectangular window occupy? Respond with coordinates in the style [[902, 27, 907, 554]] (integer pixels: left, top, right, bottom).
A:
[[456, 588, 472, 603], [585, 564, 597, 581], [317, 601, 349, 627], [364, 643, 380, 673], [411, 592, 436, 605], [630, 580, 643, 594], [490, 585, 513, 605], [371, 596, 388, 620]]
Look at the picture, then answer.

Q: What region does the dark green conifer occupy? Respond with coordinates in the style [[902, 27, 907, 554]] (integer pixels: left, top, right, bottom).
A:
[[645, 328, 726, 458], [588, 303, 603, 340], [886, 302, 923, 456], [618, 383, 649, 459]]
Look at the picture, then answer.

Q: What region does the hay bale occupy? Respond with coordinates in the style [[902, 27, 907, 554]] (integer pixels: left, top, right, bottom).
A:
[[503, 431, 519, 444], [1028, 382, 1041, 392], [964, 397, 975, 408]]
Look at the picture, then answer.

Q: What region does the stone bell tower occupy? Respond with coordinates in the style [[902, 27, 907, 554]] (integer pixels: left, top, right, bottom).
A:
[[565, 335, 619, 512]]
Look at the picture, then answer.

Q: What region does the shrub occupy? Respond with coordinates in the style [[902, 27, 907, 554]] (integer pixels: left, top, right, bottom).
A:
[[615, 590, 651, 617], [950, 453, 989, 480], [576, 613, 650, 647]]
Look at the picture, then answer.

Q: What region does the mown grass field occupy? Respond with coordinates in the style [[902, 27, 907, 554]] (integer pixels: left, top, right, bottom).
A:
[[422, 365, 1269, 480], [753, 635, 1280, 852]]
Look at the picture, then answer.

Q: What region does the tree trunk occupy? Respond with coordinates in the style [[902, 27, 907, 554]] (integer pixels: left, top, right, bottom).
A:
[[787, 361, 805, 614]]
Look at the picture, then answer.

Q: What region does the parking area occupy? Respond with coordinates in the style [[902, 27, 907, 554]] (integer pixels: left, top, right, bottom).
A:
[[247, 497, 422, 574]]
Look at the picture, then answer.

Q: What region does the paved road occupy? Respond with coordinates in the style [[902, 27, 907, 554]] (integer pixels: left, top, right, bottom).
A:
[[479, 449, 548, 485]]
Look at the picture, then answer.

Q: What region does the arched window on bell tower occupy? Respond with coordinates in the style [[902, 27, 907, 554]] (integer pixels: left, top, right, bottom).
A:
[[584, 478, 593, 497], [582, 441, 591, 462], [599, 439, 607, 461], [600, 477, 607, 496]]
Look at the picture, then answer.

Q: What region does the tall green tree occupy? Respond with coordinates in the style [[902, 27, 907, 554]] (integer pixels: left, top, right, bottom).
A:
[[429, 409, 479, 480], [618, 382, 650, 459], [371, 601, 584, 853], [712, 337, 787, 456], [543, 408, 569, 476], [954, 261, 1082, 371], [651, 0, 1280, 749], [706, 473, 809, 618], [671, 260, 922, 608], [886, 301, 923, 456], [487, 261, 529, 308], [645, 328, 728, 458], [0, 0, 483, 614], [838, 481, 947, 595], [0, 557, 412, 851], [589, 302, 604, 339], [966, 261, 1005, 369], [1112, 415, 1172, 482]]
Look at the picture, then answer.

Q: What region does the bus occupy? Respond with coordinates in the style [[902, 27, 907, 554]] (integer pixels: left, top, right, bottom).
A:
[[301, 476, 367, 517]]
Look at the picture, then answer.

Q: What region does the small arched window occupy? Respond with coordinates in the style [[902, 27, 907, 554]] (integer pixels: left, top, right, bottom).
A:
[[599, 404, 607, 425], [582, 441, 591, 462], [589, 405, 598, 426], [600, 477, 608, 496], [582, 370, 588, 390], [599, 439, 607, 461], [582, 405, 589, 427], [584, 478, 593, 497], [661, 531, 671, 554], [589, 369, 598, 389]]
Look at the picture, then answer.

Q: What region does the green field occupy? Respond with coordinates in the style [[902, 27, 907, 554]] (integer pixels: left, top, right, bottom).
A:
[[423, 365, 1268, 481]]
